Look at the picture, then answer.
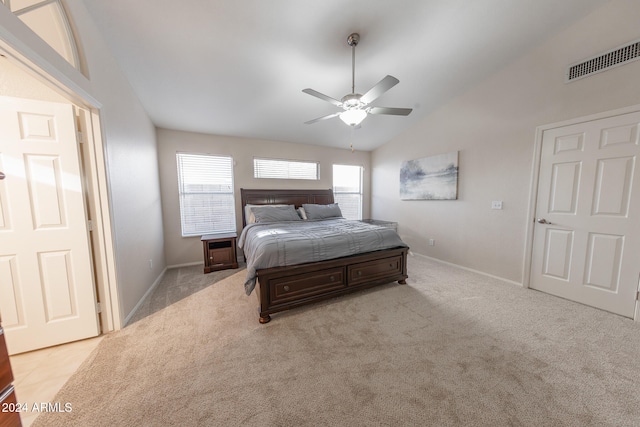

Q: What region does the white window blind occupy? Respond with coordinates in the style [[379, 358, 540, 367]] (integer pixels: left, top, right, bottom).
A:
[[333, 164, 363, 220], [176, 153, 236, 236], [254, 158, 319, 180]]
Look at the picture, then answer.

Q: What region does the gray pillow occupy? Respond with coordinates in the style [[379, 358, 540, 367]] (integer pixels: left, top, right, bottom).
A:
[[302, 203, 342, 220], [245, 204, 287, 224], [251, 205, 301, 223]]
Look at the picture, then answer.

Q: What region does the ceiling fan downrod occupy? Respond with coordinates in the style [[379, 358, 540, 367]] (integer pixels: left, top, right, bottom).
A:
[[347, 33, 359, 95]]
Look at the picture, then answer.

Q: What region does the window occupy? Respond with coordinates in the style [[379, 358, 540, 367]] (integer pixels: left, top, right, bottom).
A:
[[333, 164, 363, 220], [254, 157, 319, 180], [2, 0, 82, 72], [176, 153, 235, 236]]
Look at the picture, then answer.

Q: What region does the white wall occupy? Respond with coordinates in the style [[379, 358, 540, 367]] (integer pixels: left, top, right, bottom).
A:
[[157, 128, 371, 267], [372, 0, 640, 283], [65, 1, 166, 320], [0, 2, 166, 323], [0, 58, 68, 102]]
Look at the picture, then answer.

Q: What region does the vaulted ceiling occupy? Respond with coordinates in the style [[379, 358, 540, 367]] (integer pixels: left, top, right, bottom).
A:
[[83, 0, 607, 151]]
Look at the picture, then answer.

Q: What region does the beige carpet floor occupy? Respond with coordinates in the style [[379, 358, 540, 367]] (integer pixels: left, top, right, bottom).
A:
[[32, 255, 640, 426]]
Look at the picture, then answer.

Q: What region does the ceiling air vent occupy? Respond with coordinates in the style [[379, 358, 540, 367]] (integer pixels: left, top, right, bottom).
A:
[[566, 39, 640, 82]]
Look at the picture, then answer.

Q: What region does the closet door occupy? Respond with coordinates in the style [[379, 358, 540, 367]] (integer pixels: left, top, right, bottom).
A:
[[530, 110, 640, 318], [0, 96, 99, 354]]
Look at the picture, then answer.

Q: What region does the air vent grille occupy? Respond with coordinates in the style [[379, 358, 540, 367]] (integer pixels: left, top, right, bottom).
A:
[[566, 40, 640, 82]]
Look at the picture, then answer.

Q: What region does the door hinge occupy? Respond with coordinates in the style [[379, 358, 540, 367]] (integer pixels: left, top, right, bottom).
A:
[[636, 291, 640, 301], [88, 220, 94, 231], [96, 302, 102, 313]]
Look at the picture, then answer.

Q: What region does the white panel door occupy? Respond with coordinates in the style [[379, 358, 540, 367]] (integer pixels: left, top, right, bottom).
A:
[[0, 96, 99, 354], [531, 111, 640, 318]]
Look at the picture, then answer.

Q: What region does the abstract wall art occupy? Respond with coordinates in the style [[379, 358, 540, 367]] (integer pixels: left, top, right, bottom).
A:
[[400, 151, 459, 200]]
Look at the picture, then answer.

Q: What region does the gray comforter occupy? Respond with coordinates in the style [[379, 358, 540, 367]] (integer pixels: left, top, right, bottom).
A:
[[238, 218, 408, 295]]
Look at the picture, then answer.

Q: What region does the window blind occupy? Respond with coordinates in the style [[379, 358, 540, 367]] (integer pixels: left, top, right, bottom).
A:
[[254, 158, 319, 180], [176, 153, 236, 236], [333, 164, 363, 220]]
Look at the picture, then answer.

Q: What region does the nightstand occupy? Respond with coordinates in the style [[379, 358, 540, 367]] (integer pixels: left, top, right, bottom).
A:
[[360, 219, 398, 232], [202, 232, 238, 273]]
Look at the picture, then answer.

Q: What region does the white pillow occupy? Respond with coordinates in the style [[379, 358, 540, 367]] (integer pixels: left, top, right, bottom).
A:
[[244, 204, 258, 224], [297, 207, 307, 220]]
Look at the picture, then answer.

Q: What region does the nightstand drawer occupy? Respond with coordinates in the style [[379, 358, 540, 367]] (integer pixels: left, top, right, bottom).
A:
[[208, 247, 233, 264]]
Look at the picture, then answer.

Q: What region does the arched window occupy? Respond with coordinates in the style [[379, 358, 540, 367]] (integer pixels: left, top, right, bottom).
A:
[[1, 0, 81, 72]]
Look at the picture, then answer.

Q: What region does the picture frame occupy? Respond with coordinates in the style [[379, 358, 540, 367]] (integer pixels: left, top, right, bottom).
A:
[[400, 151, 459, 200]]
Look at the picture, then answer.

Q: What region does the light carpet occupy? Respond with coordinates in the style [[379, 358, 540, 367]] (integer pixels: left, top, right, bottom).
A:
[[32, 255, 640, 426]]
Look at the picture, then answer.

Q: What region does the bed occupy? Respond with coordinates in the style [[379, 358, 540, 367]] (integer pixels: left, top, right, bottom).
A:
[[239, 188, 409, 324]]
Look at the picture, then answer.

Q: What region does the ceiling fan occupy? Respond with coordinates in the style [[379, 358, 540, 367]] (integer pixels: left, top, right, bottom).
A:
[[303, 33, 412, 127]]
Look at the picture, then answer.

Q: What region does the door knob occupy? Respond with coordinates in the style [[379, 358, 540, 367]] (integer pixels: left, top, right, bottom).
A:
[[0, 172, 5, 180], [536, 218, 552, 224]]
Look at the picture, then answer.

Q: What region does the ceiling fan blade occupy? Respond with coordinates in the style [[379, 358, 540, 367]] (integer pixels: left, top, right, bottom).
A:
[[368, 106, 412, 116], [302, 88, 343, 107], [304, 112, 341, 125], [360, 75, 400, 105]]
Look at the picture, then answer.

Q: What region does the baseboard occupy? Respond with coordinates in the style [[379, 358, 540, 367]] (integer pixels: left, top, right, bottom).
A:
[[123, 267, 168, 326], [411, 252, 522, 287]]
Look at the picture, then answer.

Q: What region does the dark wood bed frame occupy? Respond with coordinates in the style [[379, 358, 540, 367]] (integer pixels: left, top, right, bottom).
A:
[[240, 188, 408, 324]]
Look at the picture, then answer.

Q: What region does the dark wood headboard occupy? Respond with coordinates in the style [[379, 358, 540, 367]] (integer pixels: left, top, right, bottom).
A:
[[240, 188, 334, 227]]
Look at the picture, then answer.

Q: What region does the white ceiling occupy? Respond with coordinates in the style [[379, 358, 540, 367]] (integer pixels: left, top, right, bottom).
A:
[[83, 0, 606, 151]]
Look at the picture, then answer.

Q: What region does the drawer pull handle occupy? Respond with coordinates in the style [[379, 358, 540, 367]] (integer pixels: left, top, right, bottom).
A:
[[389, 263, 393, 268], [357, 271, 362, 276], [283, 285, 290, 292], [210, 257, 213, 260], [330, 275, 335, 281], [0, 385, 15, 404]]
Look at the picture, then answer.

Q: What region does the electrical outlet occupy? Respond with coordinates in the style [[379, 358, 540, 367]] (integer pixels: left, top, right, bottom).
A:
[[491, 200, 503, 210], [428, 239, 435, 246]]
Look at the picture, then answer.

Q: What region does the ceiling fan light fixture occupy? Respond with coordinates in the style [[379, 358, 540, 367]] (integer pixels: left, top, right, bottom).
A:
[[339, 109, 367, 126]]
